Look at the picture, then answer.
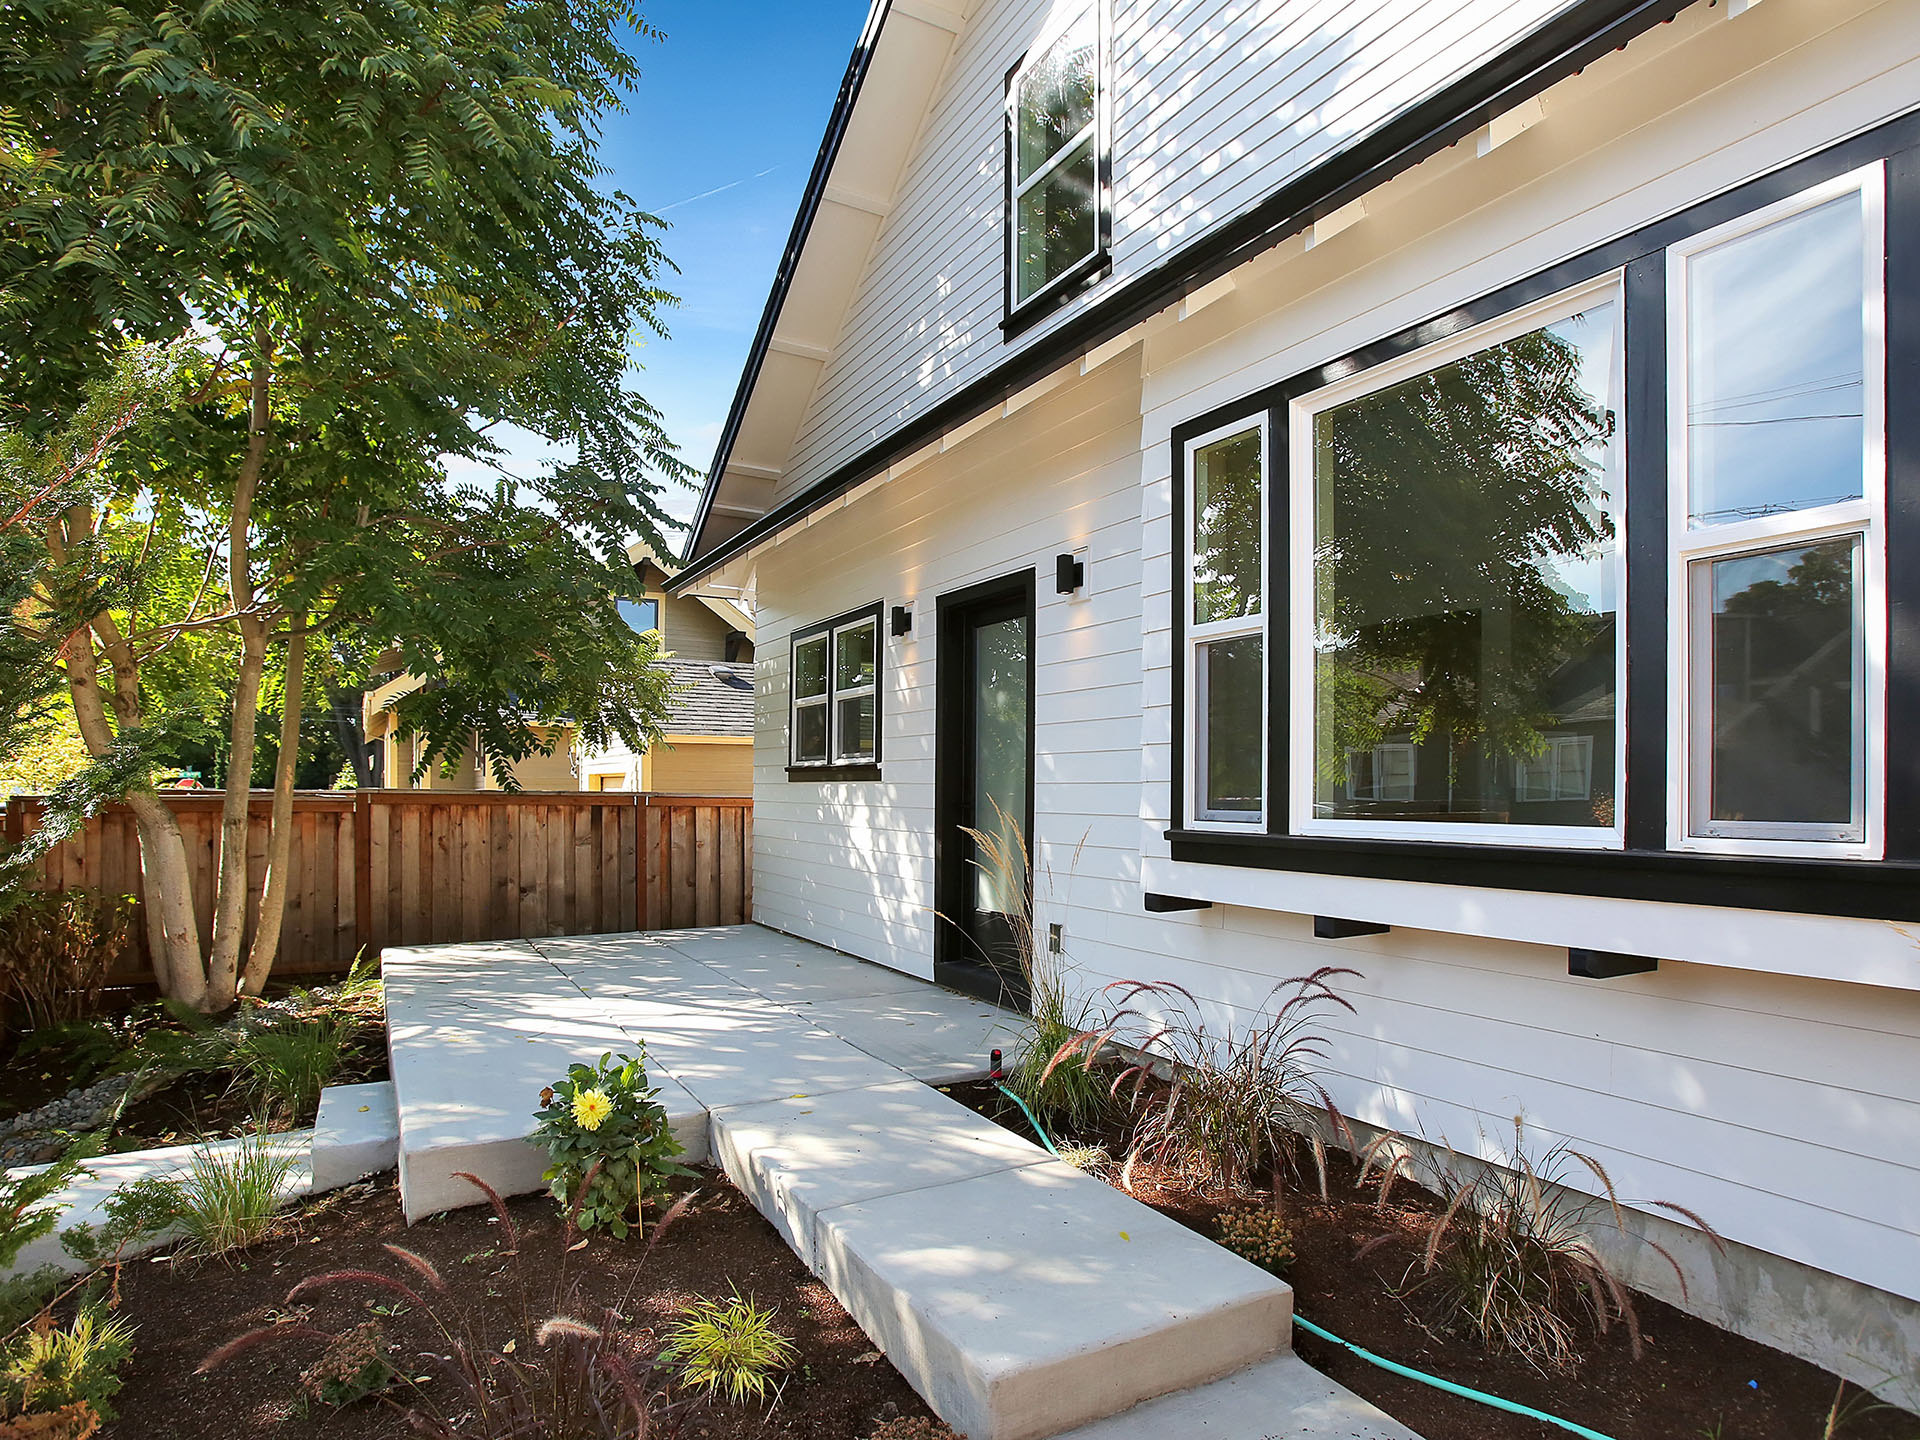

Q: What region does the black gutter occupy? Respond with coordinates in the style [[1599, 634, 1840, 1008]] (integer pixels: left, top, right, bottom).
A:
[[679, 0, 894, 566], [672, 0, 1694, 593]]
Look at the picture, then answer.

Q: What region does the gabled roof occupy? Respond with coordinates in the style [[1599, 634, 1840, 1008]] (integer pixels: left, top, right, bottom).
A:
[[674, 0, 1694, 593]]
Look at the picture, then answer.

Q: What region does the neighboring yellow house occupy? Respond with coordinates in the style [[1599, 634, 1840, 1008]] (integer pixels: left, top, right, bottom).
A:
[[363, 544, 755, 794]]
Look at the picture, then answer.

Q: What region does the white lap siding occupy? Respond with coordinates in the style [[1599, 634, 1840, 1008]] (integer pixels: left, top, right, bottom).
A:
[[745, 0, 1920, 1402]]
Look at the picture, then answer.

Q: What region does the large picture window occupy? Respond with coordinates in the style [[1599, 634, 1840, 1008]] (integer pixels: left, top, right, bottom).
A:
[[1292, 280, 1624, 846], [790, 605, 883, 771], [1171, 133, 1905, 897], [1006, 3, 1106, 317]]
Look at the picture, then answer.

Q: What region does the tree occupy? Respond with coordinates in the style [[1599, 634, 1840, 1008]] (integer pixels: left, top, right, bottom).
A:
[[2, 0, 689, 1009]]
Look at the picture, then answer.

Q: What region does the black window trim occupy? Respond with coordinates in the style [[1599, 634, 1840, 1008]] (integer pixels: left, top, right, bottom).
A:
[[1167, 110, 1920, 921], [787, 601, 886, 780], [1001, 0, 1113, 340]]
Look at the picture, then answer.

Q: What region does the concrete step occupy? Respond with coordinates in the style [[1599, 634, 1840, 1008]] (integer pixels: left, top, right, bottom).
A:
[[311, 1081, 398, 1192], [813, 1158, 1291, 1440], [1050, 1350, 1418, 1440]]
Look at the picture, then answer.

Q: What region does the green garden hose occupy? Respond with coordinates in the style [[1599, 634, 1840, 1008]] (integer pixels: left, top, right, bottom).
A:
[[992, 1082, 1062, 1158], [985, 1079, 1614, 1440], [1291, 1313, 1619, 1440]]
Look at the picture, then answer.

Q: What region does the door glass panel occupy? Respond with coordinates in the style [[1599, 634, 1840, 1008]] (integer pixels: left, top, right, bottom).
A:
[[971, 614, 1030, 918], [1686, 194, 1865, 527], [1700, 539, 1858, 828]]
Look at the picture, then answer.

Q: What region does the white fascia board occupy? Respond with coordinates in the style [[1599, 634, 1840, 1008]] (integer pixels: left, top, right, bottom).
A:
[[1474, 96, 1548, 157]]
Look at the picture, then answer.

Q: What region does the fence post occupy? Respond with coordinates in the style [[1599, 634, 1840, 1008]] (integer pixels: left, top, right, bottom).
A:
[[635, 793, 649, 933], [354, 788, 373, 958]]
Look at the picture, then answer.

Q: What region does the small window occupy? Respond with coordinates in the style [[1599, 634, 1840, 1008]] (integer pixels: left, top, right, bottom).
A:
[[1184, 419, 1267, 826], [619, 598, 660, 635], [1515, 735, 1593, 803], [1668, 164, 1884, 852], [1007, 4, 1106, 314], [1349, 744, 1418, 803], [790, 606, 883, 770]]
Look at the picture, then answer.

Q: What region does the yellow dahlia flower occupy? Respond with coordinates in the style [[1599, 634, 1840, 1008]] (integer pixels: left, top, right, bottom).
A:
[[571, 1088, 613, 1132]]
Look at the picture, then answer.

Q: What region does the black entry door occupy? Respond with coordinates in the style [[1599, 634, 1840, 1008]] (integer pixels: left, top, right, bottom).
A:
[[934, 570, 1035, 1009]]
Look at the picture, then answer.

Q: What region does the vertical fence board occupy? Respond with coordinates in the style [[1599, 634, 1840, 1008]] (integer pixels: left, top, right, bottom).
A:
[[2, 790, 751, 981]]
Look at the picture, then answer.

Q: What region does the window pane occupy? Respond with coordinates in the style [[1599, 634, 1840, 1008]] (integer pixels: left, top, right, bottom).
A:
[[794, 635, 828, 699], [836, 693, 877, 760], [1701, 540, 1857, 827], [1016, 135, 1096, 302], [1016, 11, 1095, 182], [835, 620, 876, 690], [1311, 303, 1621, 828], [618, 598, 659, 635], [1192, 427, 1262, 624], [1199, 636, 1262, 816], [795, 701, 828, 763], [1686, 193, 1865, 527]]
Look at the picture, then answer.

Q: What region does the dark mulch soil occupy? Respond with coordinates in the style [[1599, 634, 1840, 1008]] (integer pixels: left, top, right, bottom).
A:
[[103, 1169, 935, 1440], [0, 1042, 90, 1118], [107, 1042, 389, 1150], [945, 1080, 1917, 1440]]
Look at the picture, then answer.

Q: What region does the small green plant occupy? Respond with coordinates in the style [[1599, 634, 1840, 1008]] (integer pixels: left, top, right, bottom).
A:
[[1054, 1142, 1109, 1172], [160, 1138, 296, 1259], [0, 1301, 136, 1420], [12, 1020, 125, 1089], [1215, 1205, 1295, 1273], [60, 1176, 183, 1295], [0, 1153, 81, 1281], [1359, 1117, 1721, 1372], [532, 1051, 692, 1239], [231, 1012, 360, 1121], [661, 1289, 797, 1406]]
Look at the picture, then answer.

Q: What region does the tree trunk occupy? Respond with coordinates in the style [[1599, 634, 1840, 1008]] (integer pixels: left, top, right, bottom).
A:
[[59, 623, 208, 1011], [206, 328, 274, 1009], [242, 616, 306, 997], [329, 686, 373, 787]]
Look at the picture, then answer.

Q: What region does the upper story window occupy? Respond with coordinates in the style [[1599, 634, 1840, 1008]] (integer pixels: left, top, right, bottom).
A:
[[1006, 3, 1107, 321], [1172, 139, 1898, 885], [790, 604, 883, 771], [619, 598, 661, 636]]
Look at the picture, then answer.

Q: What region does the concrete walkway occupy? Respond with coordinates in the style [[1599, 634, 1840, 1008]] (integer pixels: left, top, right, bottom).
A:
[[385, 924, 1416, 1440]]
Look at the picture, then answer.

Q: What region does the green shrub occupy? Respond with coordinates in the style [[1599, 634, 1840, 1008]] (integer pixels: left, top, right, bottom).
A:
[[0, 891, 132, 1038], [0, 1147, 89, 1280], [1215, 1205, 1295, 1273], [232, 1013, 360, 1121], [298, 1320, 394, 1408], [59, 1177, 182, 1272], [162, 1138, 296, 1259], [0, 1302, 135, 1419], [661, 1290, 797, 1406], [532, 1051, 691, 1239]]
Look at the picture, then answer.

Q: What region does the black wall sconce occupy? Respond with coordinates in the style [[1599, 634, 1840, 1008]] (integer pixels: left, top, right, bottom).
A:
[[1055, 552, 1085, 594], [890, 604, 913, 637]]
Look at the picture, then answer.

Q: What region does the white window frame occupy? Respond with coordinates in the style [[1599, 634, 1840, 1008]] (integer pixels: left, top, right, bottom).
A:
[[1183, 413, 1269, 829], [1514, 733, 1594, 804], [1287, 274, 1629, 849], [790, 631, 831, 766], [1664, 163, 1886, 858], [832, 615, 879, 764], [1006, 0, 1106, 313]]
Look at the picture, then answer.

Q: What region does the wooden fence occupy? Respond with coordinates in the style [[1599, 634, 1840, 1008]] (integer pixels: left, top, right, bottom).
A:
[[0, 790, 753, 984]]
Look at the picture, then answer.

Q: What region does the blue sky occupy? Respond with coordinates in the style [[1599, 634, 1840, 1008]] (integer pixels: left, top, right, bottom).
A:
[[605, 2, 873, 539]]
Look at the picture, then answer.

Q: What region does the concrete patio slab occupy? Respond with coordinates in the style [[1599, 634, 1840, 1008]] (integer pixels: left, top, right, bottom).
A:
[[1050, 1351, 1418, 1439], [312, 1081, 398, 1192], [712, 1080, 1054, 1264], [801, 989, 1025, 1083], [649, 1019, 906, 1112], [813, 1158, 1292, 1440], [685, 947, 932, 1006]]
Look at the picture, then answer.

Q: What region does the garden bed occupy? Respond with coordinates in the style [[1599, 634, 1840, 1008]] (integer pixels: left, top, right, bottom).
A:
[[101, 1168, 940, 1440], [945, 1080, 1915, 1440]]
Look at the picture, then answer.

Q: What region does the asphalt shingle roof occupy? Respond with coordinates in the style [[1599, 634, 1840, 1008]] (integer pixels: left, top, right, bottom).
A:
[[663, 659, 755, 738]]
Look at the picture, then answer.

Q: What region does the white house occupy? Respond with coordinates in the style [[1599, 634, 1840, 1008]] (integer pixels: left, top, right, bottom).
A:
[[668, 0, 1920, 1405]]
